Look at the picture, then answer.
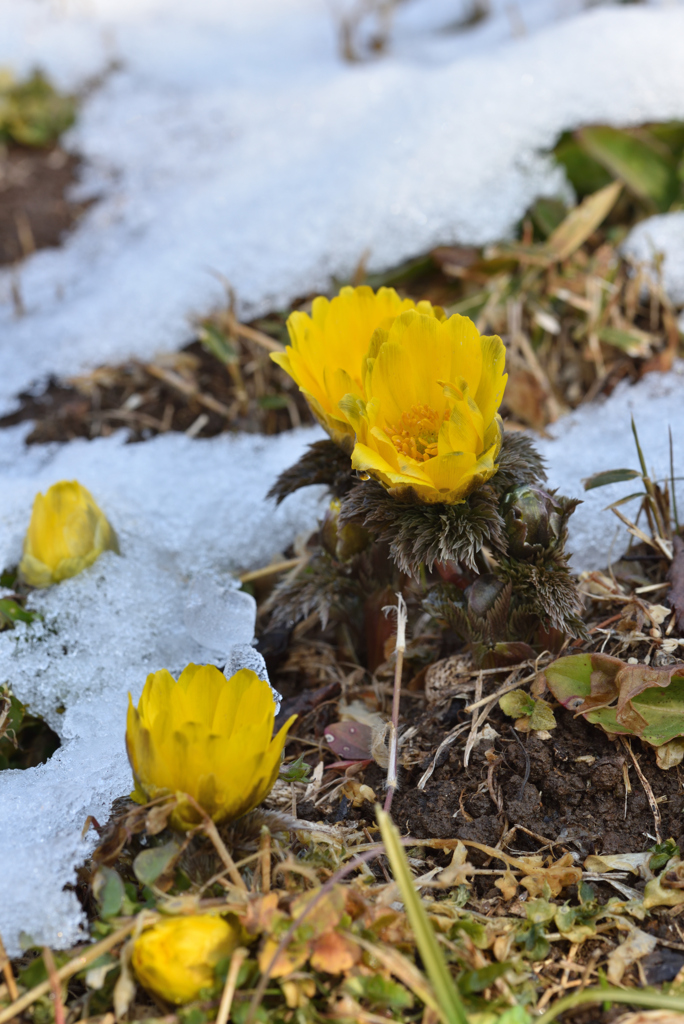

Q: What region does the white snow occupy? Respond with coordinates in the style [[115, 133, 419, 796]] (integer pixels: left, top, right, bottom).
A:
[[624, 212, 684, 314], [0, 425, 325, 955], [1, 1, 684, 410], [536, 362, 684, 571]]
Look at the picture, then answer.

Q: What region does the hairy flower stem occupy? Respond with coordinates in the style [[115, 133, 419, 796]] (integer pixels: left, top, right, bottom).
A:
[[185, 794, 246, 891], [384, 594, 407, 814]]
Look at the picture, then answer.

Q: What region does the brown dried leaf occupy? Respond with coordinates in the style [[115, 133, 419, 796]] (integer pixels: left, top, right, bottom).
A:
[[309, 931, 361, 973], [520, 852, 582, 898], [607, 925, 657, 985], [241, 892, 280, 935]]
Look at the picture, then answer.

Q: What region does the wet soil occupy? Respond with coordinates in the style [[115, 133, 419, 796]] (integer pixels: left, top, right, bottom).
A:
[[0, 144, 86, 266], [298, 700, 684, 857]]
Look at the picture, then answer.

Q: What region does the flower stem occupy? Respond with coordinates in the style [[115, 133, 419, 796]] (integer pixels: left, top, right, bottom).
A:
[[384, 593, 407, 814]]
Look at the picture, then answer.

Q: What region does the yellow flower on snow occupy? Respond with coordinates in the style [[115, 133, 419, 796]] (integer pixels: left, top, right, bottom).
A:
[[132, 915, 240, 1004], [341, 310, 507, 504], [271, 285, 444, 449], [126, 664, 296, 831], [19, 480, 119, 588]]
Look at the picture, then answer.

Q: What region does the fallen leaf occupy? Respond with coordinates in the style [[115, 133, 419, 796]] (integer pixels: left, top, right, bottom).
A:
[[607, 925, 657, 984], [309, 931, 360, 973], [324, 721, 373, 761]]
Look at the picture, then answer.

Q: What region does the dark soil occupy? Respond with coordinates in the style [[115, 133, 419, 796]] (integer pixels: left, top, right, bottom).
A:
[[297, 700, 684, 856], [0, 144, 86, 266]]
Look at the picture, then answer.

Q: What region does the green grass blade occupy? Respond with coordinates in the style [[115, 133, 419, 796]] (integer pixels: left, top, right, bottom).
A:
[[535, 986, 684, 1024], [376, 807, 468, 1024]]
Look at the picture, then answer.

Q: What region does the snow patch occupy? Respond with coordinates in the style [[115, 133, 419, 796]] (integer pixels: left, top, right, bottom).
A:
[[1, 3, 684, 409]]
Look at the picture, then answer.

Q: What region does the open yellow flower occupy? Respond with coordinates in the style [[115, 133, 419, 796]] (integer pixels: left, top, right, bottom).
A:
[[126, 664, 295, 831], [132, 915, 240, 1004], [271, 285, 444, 449], [341, 310, 507, 504], [19, 480, 119, 588]]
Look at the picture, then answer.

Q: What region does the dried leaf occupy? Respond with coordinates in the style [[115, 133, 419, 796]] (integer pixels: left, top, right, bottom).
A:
[[543, 180, 622, 261], [438, 842, 474, 888], [495, 869, 519, 901], [607, 925, 657, 984], [324, 721, 373, 761], [309, 931, 360, 973], [520, 853, 582, 898], [583, 468, 641, 491], [584, 852, 653, 880]]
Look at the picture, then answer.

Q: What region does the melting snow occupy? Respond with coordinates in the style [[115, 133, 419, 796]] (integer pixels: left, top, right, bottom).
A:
[[1, 1, 684, 409]]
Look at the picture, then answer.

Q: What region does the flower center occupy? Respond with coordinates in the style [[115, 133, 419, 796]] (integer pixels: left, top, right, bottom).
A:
[[388, 404, 446, 462]]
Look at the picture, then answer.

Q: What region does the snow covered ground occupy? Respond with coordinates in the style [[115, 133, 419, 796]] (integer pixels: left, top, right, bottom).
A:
[[1, 0, 684, 409], [1, 0, 684, 956]]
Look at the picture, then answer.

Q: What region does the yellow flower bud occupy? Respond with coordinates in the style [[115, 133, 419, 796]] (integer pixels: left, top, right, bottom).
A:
[[19, 480, 119, 588], [340, 310, 507, 504], [126, 664, 296, 831], [271, 285, 444, 450], [132, 915, 239, 1004]]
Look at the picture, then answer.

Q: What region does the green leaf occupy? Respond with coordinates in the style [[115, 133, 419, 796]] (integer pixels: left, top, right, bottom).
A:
[[457, 962, 511, 995], [257, 394, 290, 410], [554, 134, 614, 197], [133, 839, 181, 887], [377, 807, 468, 1024], [360, 975, 414, 1010], [0, 598, 37, 627], [198, 323, 239, 365], [278, 754, 311, 783], [529, 700, 556, 732], [529, 197, 568, 239], [577, 125, 679, 211], [499, 690, 556, 730], [93, 866, 125, 918], [598, 326, 652, 357], [494, 1009, 532, 1024], [649, 839, 680, 873], [582, 468, 641, 491]]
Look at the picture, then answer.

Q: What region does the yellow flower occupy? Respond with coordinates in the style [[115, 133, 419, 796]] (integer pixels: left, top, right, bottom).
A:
[[341, 310, 507, 504], [19, 480, 119, 588], [126, 664, 296, 831], [271, 285, 444, 449], [132, 915, 239, 1004]]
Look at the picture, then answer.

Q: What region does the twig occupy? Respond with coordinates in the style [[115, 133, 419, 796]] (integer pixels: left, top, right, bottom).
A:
[[620, 737, 661, 843], [42, 948, 65, 1024], [463, 673, 483, 768], [383, 593, 407, 814], [0, 933, 18, 1002], [259, 826, 271, 893], [224, 308, 285, 354], [463, 669, 537, 712], [0, 923, 136, 1024], [238, 557, 304, 583], [417, 722, 471, 790], [215, 947, 248, 1024]]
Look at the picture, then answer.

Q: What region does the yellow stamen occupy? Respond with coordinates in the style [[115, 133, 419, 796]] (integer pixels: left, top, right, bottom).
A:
[[388, 404, 447, 463]]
